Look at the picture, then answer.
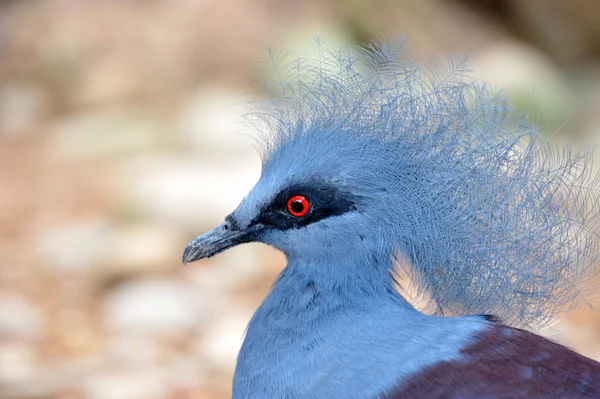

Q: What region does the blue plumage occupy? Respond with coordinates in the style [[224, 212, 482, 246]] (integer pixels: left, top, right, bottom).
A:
[[183, 39, 600, 398], [248, 38, 600, 329]]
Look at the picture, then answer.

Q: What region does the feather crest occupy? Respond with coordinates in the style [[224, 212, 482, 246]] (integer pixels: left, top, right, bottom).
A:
[[246, 38, 600, 329]]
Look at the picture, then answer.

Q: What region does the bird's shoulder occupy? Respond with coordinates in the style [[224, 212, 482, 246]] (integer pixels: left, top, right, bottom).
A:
[[385, 321, 600, 399]]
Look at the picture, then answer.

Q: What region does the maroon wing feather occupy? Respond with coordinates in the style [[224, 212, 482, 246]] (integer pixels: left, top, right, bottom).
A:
[[386, 323, 600, 399]]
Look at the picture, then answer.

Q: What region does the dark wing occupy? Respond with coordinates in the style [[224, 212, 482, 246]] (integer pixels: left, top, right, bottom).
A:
[[385, 323, 600, 399]]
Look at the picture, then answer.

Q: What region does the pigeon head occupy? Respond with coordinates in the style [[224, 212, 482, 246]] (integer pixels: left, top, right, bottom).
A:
[[183, 39, 600, 329], [182, 131, 391, 279]]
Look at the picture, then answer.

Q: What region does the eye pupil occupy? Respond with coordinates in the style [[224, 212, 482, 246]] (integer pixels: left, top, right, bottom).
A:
[[287, 195, 310, 217], [290, 200, 304, 213]]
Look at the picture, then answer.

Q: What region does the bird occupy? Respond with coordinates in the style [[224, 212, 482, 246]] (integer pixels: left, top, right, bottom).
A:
[[182, 39, 600, 398]]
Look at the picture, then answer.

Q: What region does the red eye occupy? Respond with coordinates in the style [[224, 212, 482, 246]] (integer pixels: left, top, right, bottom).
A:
[[287, 195, 310, 217]]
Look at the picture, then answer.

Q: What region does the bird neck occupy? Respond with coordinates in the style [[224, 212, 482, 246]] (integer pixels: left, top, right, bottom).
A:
[[234, 250, 419, 397], [248, 249, 412, 333]]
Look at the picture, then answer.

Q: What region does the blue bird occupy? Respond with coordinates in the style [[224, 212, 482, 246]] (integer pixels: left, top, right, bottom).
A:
[[183, 39, 600, 398]]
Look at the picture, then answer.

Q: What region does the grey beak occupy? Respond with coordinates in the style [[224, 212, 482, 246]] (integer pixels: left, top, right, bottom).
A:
[[182, 218, 261, 264]]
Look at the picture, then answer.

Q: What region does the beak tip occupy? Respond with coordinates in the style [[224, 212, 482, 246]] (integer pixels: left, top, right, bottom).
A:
[[181, 244, 195, 265]]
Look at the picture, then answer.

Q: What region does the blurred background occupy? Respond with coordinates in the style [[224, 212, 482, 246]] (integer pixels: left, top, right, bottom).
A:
[[1, 0, 600, 398]]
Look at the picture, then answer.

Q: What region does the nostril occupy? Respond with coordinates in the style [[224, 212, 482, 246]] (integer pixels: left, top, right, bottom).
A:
[[224, 215, 240, 231]]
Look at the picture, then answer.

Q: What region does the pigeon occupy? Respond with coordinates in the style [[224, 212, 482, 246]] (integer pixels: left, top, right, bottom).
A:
[[183, 39, 600, 398]]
